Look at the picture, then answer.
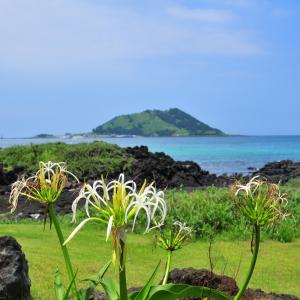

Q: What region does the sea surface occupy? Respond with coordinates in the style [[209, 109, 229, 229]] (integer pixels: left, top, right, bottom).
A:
[[1, 136, 300, 175]]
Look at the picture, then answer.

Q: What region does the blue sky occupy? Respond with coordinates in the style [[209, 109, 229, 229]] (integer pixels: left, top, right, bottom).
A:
[[0, 0, 299, 136]]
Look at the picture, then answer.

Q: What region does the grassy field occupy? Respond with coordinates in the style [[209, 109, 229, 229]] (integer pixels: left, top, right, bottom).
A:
[[1, 222, 299, 300]]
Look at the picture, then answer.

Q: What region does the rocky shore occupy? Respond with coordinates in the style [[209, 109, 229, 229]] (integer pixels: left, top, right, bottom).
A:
[[1, 146, 300, 218]]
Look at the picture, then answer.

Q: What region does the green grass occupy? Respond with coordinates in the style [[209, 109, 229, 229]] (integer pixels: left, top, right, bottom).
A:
[[1, 222, 299, 300]]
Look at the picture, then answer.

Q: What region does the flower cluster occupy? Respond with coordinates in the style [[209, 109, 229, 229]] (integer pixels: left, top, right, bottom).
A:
[[9, 161, 78, 212], [157, 221, 193, 252], [232, 176, 289, 227], [64, 174, 167, 244]]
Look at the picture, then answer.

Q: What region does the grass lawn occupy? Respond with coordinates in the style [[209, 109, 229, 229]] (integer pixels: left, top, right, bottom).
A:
[[1, 222, 299, 300]]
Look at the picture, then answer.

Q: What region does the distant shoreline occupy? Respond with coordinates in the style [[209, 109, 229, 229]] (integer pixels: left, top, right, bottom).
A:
[[2, 136, 300, 175], [4, 134, 300, 139]]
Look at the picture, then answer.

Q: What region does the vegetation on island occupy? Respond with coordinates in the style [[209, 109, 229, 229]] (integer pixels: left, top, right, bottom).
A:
[[32, 134, 57, 138], [92, 108, 224, 136]]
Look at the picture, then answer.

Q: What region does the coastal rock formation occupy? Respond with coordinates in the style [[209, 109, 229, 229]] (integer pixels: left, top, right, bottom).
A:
[[0, 236, 31, 299], [125, 146, 238, 188], [0, 164, 25, 186], [1, 147, 300, 217], [0, 189, 80, 219], [254, 160, 300, 183]]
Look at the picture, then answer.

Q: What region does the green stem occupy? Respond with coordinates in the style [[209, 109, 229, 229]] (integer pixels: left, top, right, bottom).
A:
[[48, 204, 78, 300], [119, 229, 128, 300], [162, 251, 172, 285], [234, 224, 260, 300]]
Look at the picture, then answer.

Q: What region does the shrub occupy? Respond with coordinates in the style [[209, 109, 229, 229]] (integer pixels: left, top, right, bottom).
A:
[[0, 142, 133, 180]]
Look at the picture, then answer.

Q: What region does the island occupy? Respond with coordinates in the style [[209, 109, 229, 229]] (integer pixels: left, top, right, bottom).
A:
[[92, 108, 224, 137]]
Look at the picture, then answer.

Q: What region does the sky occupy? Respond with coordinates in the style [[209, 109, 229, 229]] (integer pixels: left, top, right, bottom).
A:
[[0, 0, 299, 137]]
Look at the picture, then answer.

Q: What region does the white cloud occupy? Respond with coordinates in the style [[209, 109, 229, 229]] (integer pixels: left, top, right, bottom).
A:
[[167, 5, 235, 23], [0, 0, 262, 70]]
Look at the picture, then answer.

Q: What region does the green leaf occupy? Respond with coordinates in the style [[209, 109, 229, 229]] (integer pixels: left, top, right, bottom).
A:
[[148, 284, 232, 300], [98, 260, 112, 279], [54, 268, 65, 300], [79, 260, 112, 297], [77, 286, 95, 300], [134, 261, 161, 300], [63, 270, 78, 300], [99, 278, 120, 300], [128, 291, 140, 300], [54, 268, 78, 300]]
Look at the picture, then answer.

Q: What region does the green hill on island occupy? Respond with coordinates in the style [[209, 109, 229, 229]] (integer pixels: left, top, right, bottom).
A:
[[92, 108, 224, 136]]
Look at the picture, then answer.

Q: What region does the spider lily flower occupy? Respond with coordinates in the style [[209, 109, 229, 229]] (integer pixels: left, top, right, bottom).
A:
[[232, 176, 289, 227], [9, 161, 78, 212], [64, 174, 167, 245], [233, 175, 261, 196], [158, 221, 193, 252], [159, 221, 192, 285]]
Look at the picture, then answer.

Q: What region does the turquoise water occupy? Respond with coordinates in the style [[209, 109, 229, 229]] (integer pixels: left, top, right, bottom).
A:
[[1, 136, 300, 175]]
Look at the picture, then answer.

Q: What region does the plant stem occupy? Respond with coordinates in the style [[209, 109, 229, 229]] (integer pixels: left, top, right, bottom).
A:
[[48, 203, 78, 300], [162, 251, 172, 285], [119, 228, 128, 300], [234, 224, 260, 300]]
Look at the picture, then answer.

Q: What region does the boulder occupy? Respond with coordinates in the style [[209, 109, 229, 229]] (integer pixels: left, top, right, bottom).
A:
[[167, 268, 300, 300], [0, 236, 31, 299], [167, 268, 238, 298], [244, 289, 300, 300]]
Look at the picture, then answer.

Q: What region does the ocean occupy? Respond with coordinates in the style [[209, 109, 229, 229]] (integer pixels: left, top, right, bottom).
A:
[[1, 136, 300, 175]]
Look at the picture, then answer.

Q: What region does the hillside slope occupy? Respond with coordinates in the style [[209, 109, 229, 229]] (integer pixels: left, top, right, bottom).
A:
[[92, 108, 224, 136]]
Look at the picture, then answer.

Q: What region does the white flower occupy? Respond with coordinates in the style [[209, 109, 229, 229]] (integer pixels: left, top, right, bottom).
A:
[[157, 221, 193, 252], [9, 161, 78, 212], [234, 175, 261, 196], [173, 221, 193, 236], [64, 174, 167, 245]]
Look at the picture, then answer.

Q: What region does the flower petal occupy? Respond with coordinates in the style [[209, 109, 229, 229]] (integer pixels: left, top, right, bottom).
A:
[[64, 218, 94, 245], [106, 216, 114, 241]]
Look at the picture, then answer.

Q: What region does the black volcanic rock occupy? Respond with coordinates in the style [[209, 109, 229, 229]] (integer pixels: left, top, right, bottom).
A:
[[0, 188, 82, 218], [0, 164, 26, 186], [254, 160, 300, 183], [0, 236, 31, 299], [167, 268, 238, 298], [125, 146, 236, 188], [167, 268, 299, 300], [243, 289, 300, 300]]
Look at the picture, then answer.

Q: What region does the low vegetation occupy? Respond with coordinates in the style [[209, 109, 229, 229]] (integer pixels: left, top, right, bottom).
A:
[[0, 142, 132, 179], [135, 180, 299, 243]]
